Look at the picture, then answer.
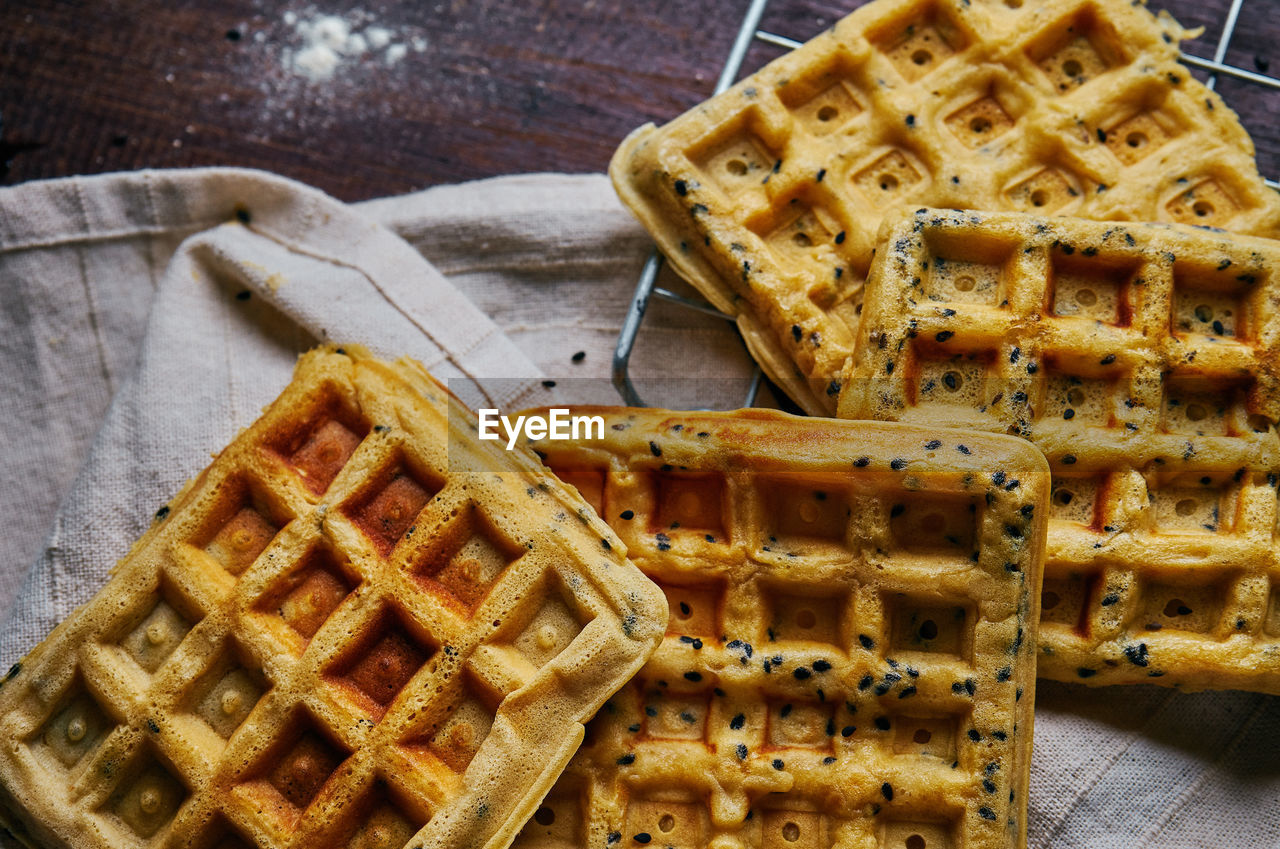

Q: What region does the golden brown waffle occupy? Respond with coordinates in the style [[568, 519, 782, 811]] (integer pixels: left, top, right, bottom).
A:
[[611, 0, 1280, 416], [513, 408, 1048, 849], [0, 349, 666, 849], [839, 207, 1280, 693]]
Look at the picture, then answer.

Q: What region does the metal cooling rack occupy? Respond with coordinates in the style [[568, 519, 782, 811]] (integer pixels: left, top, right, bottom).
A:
[[612, 0, 1280, 408]]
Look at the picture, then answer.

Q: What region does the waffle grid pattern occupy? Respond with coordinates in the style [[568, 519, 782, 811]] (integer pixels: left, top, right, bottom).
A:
[[0, 351, 665, 849], [610, 0, 1280, 416], [516, 409, 1047, 849], [840, 208, 1280, 692]]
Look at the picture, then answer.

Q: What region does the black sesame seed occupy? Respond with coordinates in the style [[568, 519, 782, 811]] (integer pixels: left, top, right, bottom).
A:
[[772, 758, 784, 770], [841, 725, 855, 737], [1123, 643, 1149, 667], [634, 833, 652, 844], [620, 510, 635, 520], [882, 782, 894, 800], [859, 634, 875, 649], [617, 753, 635, 765], [859, 675, 874, 690], [730, 713, 745, 730], [1077, 667, 1097, 678], [968, 729, 981, 742], [925, 439, 942, 450], [854, 456, 870, 467], [874, 716, 891, 731], [979, 807, 997, 821], [684, 671, 702, 682], [793, 667, 812, 680], [674, 179, 688, 196], [572, 350, 586, 363], [813, 659, 831, 672], [890, 458, 907, 471], [736, 743, 748, 759]]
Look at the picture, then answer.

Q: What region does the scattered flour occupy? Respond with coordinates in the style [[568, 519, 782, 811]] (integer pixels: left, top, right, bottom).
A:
[[279, 9, 427, 82]]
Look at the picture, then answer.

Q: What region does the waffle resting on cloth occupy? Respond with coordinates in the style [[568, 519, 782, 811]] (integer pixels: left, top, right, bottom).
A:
[[610, 0, 1280, 416], [513, 407, 1048, 849], [0, 348, 667, 849], [840, 207, 1280, 693]]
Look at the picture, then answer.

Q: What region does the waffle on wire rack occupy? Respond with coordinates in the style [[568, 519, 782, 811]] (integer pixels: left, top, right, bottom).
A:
[[840, 207, 1280, 692], [0, 349, 666, 849], [515, 408, 1048, 849], [610, 0, 1280, 416]]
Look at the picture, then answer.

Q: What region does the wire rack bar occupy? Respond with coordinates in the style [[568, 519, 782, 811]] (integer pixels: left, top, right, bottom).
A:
[[613, 0, 1280, 406], [612, 0, 773, 407]]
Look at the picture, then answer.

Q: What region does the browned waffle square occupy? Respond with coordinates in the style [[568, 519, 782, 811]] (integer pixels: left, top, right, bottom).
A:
[[0, 349, 666, 849], [611, 0, 1280, 415], [840, 207, 1280, 692], [513, 408, 1048, 849]]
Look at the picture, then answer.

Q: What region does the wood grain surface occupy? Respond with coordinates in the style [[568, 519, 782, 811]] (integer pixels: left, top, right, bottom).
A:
[[1, 0, 1278, 202]]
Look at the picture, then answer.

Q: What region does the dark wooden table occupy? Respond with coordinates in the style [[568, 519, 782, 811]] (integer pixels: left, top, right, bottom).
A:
[[2, 0, 1278, 203]]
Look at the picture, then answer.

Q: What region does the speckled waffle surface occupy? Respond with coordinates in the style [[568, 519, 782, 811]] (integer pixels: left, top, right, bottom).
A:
[[513, 408, 1048, 849], [840, 207, 1280, 693], [0, 349, 666, 849], [610, 0, 1280, 416]]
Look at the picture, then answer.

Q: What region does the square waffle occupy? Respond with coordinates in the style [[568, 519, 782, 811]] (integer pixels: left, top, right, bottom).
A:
[[0, 349, 667, 849], [513, 408, 1048, 849], [610, 0, 1280, 416], [839, 207, 1280, 692]]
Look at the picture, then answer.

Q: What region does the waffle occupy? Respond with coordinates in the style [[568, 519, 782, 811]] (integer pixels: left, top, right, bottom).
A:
[[610, 0, 1280, 416], [839, 207, 1280, 693], [0, 349, 667, 849], [513, 408, 1048, 849]]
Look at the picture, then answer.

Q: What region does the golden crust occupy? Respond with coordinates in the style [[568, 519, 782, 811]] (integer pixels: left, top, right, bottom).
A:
[[514, 407, 1048, 849], [841, 207, 1280, 693], [0, 348, 667, 849], [610, 0, 1280, 415]]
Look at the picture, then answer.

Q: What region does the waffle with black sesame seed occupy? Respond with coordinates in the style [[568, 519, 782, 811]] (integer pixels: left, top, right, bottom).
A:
[[840, 207, 1280, 693], [0, 348, 666, 849], [610, 0, 1280, 416], [513, 408, 1048, 849]]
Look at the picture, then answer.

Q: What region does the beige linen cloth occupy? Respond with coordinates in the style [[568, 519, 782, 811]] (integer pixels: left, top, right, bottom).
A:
[[0, 167, 1275, 848]]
